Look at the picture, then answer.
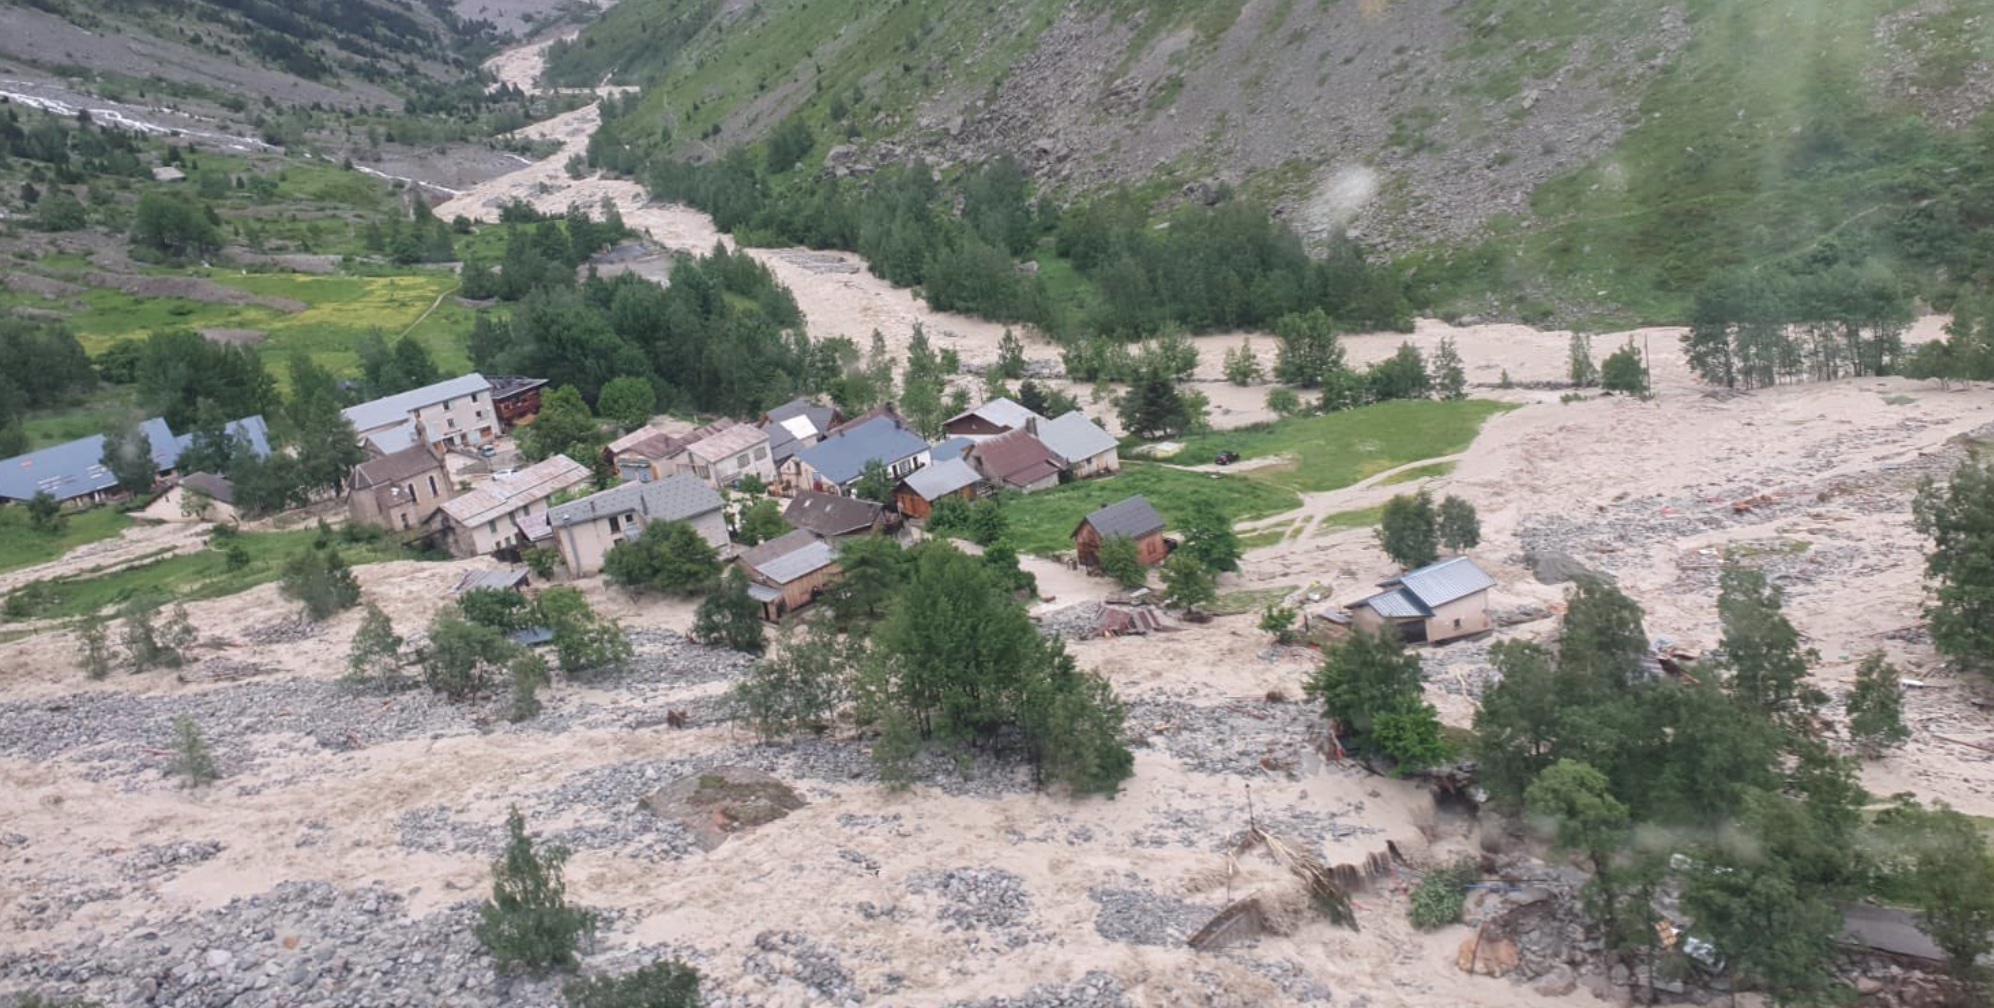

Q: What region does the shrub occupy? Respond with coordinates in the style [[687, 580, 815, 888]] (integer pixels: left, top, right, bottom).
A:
[[564, 960, 702, 1008], [279, 544, 361, 621], [1408, 859, 1479, 930]]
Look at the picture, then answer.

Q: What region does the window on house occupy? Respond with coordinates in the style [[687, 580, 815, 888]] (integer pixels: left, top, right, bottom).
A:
[[1453, 619, 1462, 629], [449, 417, 458, 429], [754, 446, 768, 462], [401, 513, 410, 529], [444, 399, 453, 411], [608, 514, 621, 534], [488, 520, 498, 533], [471, 392, 479, 402], [427, 475, 438, 497]]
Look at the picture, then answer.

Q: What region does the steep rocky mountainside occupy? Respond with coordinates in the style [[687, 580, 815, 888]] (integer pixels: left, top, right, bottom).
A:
[[565, 0, 1994, 321], [0, 0, 502, 111]]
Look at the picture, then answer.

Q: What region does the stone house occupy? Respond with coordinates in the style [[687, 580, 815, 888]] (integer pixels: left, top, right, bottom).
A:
[[435, 454, 590, 558], [342, 373, 498, 455], [681, 423, 775, 490], [545, 472, 728, 578], [347, 445, 452, 536]]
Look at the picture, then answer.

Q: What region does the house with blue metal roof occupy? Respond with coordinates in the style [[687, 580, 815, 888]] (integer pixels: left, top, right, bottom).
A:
[[0, 415, 271, 506], [1349, 555, 1495, 644], [781, 416, 931, 497]]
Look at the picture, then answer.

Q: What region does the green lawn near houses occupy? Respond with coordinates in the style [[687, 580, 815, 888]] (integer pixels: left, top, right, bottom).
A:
[[1, 528, 409, 622], [0, 507, 134, 576], [1173, 399, 1514, 493], [999, 462, 1300, 557]]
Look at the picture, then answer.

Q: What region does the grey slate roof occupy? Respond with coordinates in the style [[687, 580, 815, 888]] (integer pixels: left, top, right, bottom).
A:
[[793, 417, 929, 486], [341, 373, 491, 434], [1036, 411, 1118, 464], [763, 398, 838, 465], [1356, 556, 1495, 619], [453, 569, 531, 595], [929, 436, 975, 462], [546, 472, 723, 529], [739, 529, 838, 585], [1076, 495, 1166, 540], [783, 491, 882, 537], [0, 415, 269, 503], [900, 458, 981, 500]]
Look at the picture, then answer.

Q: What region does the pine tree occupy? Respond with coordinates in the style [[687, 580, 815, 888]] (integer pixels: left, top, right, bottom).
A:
[[693, 567, 766, 654], [1116, 365, 1193, 439], [76, 615, 114, 680], [994, 328, 1027, 380], [508, 652, 549, 722], [1272, 309, 1344, 388], [1436, 495, 1480, 553], [1913, 459, 1994, 678], [1223, 340, 1264, 386], [475, 807, 597, 973], [344, 603, 405, 689], [1432, 336, 1467, 400], [595, 375, 656, 432], [1376, 492, 1439, 569], [1846, 651, 1909, 755], [1568, 332, 1598, 388], [1716, 562, 1823, 731], [521, 386, 601, 463], [1876, 799, 1994, 990], [173, 716, 218, 787], [26, 491, 64, 533], [100, 420, 157, 496]]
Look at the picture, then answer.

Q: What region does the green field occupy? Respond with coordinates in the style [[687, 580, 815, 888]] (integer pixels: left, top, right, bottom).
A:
[[0, 507, 134, 575], [55, 272, 473, 384], [1206, 584, 1298, 617], [1001, 462, 1301, 557], [1175, 399, 1514, 493], [2, 528, 409, 621]]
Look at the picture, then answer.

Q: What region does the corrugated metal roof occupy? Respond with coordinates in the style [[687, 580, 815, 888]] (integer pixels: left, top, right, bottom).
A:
[[546, 472, 724, 529], [1036, 411, 1118, 464], [1077, 496, 1166, 540], [1357, 587, 1430, 619], [740, 529, 838, 584], [900, 457, 981, 500], [342, 373, 491, 434], [746, 582, 786, 603], [794, 417, 929, 485], [1396, 556, 1496, 608]]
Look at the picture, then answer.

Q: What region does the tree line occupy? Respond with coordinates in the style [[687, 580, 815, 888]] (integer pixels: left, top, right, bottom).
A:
[[1683, 260, 1916, 389], [589, 106, 1411, 341]]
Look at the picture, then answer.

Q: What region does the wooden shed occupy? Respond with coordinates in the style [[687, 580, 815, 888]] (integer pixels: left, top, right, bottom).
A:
[[1072, 496, 1169, 570], [737, 530, 841, 622]]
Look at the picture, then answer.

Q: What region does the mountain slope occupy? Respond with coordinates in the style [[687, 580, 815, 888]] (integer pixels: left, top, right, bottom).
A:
[[565, 0, 1994, 323], [0, 0, 501, 111]]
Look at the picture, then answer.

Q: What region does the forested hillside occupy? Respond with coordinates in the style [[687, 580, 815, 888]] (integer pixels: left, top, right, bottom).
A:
[[567, 0, 1994, 326]]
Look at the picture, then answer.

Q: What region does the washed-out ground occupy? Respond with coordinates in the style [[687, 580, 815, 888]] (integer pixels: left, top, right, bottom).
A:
[[4, 35, 1993, 1008]]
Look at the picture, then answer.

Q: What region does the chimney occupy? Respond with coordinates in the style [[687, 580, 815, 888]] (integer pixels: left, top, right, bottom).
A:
[[1025, 416, 1038, 437]]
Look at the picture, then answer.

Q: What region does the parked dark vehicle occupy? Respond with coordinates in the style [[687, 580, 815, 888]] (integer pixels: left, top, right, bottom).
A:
[[1214, 451, 1241, 465]]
